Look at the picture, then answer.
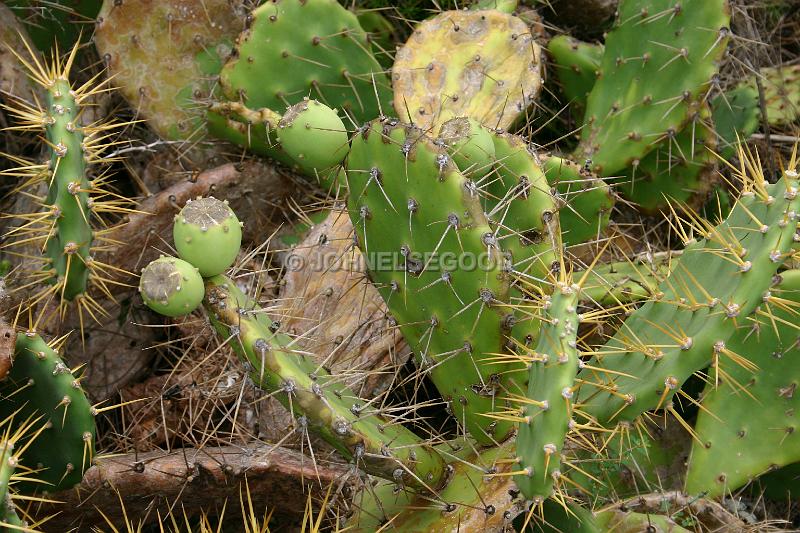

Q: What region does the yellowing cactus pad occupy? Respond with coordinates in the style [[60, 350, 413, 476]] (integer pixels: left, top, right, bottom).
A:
[[392, 9, 542, 130]]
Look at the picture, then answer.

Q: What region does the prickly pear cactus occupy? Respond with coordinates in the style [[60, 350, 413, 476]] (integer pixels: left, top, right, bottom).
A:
[[541, 155, 614, 246], [347, 438, 523, 532], [392, 9, 542, 131], [139, 256, 205, 317], [0, 333, 96, 492], [219, 0, 391, 124], [578, 165, 800, 424], [617, 106, 718, 212], [515, 279, 580, 500], [346, 119, 516, 444], [173, 197, 243, 277], [95, 0, 247, 141], [1, 42, 128, 322], [757, 64, 800, 126], [576, 0, 730, 176], [685, 268, 800, 497], [203, 274, 447, 489], [547, 36, 602, 117]]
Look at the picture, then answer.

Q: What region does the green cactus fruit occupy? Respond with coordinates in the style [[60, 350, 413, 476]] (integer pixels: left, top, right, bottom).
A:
[[541, 155, 614, 246], [219, 0, 391, 125], [277, 99, 349, 173], [203, 274, 447, 489], [347, 437, 522, 532], [515, 281, 580, 500], [438, 117, 496, 177], [173, 197, 243, 277], [392, 9, 542, 131], [617, 105, 718, 212], [139, 256, 205, 317], [346, 119, 514, 444], [576, 0, 730, 176], [577, 167, 800, 424], [711, 85, 760, 161], [0, 333, 96, 492], [684, 268, 800, 497], [547, 36, 603, 117], [95, 0, 245, 142]]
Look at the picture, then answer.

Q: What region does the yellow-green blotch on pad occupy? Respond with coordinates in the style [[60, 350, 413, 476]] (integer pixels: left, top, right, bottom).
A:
[[173, 197, 243, 277], [139, 256, 205, 317]]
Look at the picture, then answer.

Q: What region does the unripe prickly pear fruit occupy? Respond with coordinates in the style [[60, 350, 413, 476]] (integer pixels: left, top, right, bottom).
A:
[[139, 256, 205, 317], [173, 197, 243, 276], [277, 99, 348, 171], [438, 117, 495, 174]]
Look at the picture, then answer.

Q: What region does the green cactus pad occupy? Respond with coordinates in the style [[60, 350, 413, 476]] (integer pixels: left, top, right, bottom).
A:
[[487, 133, 560, 280], [711, 85, 760, 161], [346, 119, 514, 444], [277, 99, 349, 173], [575, 253, 673, 306], [95, 0, 244, 141], [685, 269, 800, 497], [515, 282, 580, 500], [547, 36, 603, 117], [173, 197, 243, 277], [617, 106, 718, 212], [438, 117, 496, 177], [204, 275, 447, 489], [347, 437, 522, 532], [219, 0, 391, 124], [541, 155, 614, 246], [577, 169, 800, 424], [0, 333, 95, 492], [576, 0, 730, 176], [392, 9, 542, 131], [139, 256, 205, 317]]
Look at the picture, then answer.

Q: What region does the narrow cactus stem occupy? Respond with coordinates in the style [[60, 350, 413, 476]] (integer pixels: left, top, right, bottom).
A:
[[44, 77, 92, 301], [515, 282, 581, 500], [203, 274, 447, 489]]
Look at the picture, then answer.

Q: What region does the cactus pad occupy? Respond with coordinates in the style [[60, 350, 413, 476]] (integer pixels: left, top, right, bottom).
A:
[[547, 36, 603, 117], [139, 256, 205, 317], [95, 0, 245, 140], [0, 333, 95, 492], [577, 167, 800, 424], [219, 0, 391, 124], [173, 197, 243, 277], [346, 119, 514, 444], [392, 9, 542, 131], [541, 155, 614, 246], [617, 106, 718, 212], [685, 269, 800, 497], [576, 0, 730, 176]]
